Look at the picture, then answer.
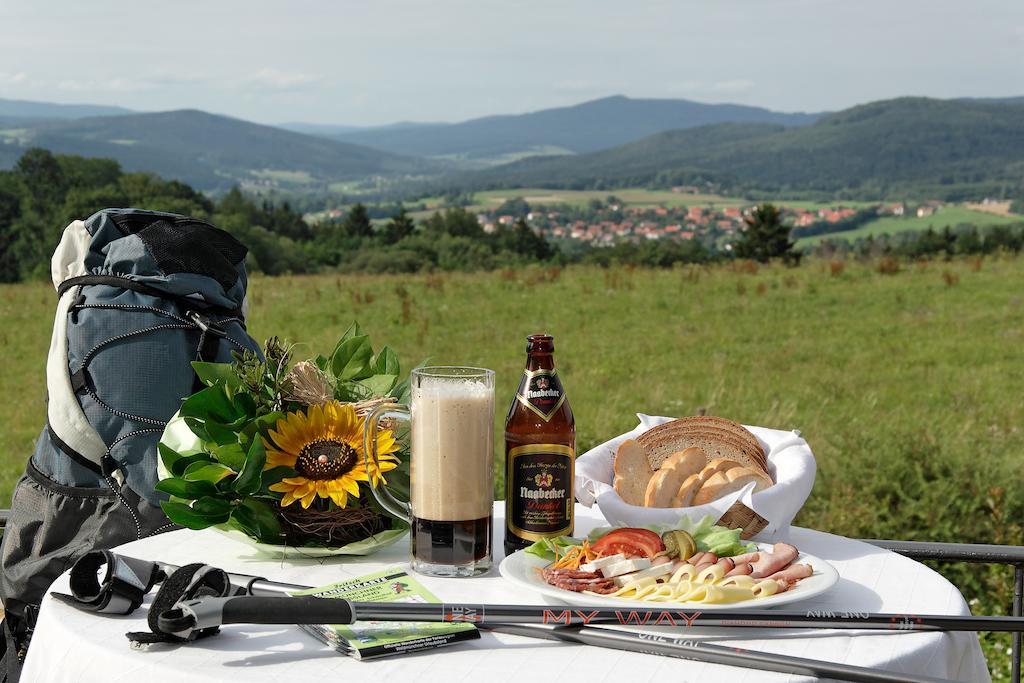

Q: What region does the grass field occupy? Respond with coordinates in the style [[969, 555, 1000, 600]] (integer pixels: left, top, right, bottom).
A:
[[798, 206, 1021, 246], [1, 258, 1022, 678], [405, 187, 875, 221]]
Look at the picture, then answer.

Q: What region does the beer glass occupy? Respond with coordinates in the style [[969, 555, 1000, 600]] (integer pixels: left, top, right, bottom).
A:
[[364, 366, 495, 577]]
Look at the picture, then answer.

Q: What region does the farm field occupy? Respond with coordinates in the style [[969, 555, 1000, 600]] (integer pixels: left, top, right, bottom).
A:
[[403, 187, 875, 221], [797, 206, 1021, 246], [1, 258, 1022, 678]]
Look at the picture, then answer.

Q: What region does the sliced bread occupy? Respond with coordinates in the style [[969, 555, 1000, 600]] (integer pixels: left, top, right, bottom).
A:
[[691, 466, 773, 506], [637, 417, 767, 471], [613, 439, 654, 506], [638, 423, 765, 475], [643, 447, 706, 507], [699, 458, 742, 481], [670, 472, 704, 507]]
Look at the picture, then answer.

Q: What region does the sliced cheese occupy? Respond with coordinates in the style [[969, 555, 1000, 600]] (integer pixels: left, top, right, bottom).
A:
[[612, 562, 675, 587], [580, 554, 626, 573], [600, 558, 652, 578]]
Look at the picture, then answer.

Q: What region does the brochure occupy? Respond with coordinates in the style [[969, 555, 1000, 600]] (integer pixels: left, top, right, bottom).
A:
[[290, 567, 479, 659]]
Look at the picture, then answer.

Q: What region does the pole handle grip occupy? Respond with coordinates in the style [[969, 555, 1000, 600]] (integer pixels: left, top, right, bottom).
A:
[[222, 596, 355, 625]]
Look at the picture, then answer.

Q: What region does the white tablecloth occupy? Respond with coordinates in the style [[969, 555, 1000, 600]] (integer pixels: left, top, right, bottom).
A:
[[25, 504, 990, 682]]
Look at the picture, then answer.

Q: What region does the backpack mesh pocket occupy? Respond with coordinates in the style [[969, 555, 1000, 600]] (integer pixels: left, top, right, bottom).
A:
[[137, 220, 248, 290]]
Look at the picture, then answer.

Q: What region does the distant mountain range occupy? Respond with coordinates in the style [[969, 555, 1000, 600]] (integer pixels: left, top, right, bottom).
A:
[[0, 108, 435, 190], [1, 94, 1022, 199], [0, 97, 133, 121], [321, 95, 820, 160], [460, 97, 1024, 199]]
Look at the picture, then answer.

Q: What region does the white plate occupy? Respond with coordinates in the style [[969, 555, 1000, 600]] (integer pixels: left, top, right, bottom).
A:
[[499, 542, 838, 611]]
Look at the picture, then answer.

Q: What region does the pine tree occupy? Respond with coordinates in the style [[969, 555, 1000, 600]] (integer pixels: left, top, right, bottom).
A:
[[733, 203, 797, 263], [381, 206, 416, 244], [341, 203, 373, 239]]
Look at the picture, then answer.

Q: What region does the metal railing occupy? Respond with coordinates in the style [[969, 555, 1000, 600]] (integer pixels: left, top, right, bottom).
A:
[[861, 539, 1023, 682], [0, 511, 1019, 679]]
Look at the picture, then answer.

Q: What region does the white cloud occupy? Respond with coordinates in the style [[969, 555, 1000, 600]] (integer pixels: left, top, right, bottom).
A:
[[0, 72, 28, 85], [712, 79, 755, 93], [55, 77, 157, 93], [243, 68, 321, 89]]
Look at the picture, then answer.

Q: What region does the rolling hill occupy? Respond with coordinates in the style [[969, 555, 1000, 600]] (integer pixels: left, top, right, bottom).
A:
[[0, 97, 133, 121], [464, 97, 1024, 199], [0, 110, 438, 190], [327, 95, 820, 161]]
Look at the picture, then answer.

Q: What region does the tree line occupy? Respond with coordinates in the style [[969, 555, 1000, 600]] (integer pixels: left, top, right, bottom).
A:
[[1, 149, 1020, 283], [0, 149, 555, 282]]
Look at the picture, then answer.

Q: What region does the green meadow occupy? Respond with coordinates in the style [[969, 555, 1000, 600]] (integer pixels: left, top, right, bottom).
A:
[[1, 258, 1022, 678], [798, 206, 1020, 246]]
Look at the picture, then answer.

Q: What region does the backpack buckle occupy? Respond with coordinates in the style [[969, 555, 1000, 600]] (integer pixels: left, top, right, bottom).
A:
[[185, 311, 225, 337]]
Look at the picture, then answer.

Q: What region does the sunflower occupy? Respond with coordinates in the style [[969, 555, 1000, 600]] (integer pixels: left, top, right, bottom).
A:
[[264, 401, 399, 509]]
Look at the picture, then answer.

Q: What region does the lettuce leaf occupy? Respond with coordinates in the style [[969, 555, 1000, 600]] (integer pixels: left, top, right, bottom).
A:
[[523, 535, 582, 561], [585, 515, 755, 558]]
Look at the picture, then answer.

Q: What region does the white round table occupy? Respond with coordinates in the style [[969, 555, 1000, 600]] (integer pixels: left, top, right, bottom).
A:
[[25, 503, 990, 682]]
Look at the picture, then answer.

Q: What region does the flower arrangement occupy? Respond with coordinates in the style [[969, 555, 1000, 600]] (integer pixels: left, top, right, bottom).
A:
[[157, 323, 416, 549]]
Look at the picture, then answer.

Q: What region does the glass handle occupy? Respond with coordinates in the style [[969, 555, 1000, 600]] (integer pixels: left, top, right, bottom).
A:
[[363, 403, 411, 523]]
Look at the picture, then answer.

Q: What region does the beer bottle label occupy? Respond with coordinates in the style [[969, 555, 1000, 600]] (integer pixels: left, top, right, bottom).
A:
[[506, 444, 574, 541], [515, 369, 566, 422]]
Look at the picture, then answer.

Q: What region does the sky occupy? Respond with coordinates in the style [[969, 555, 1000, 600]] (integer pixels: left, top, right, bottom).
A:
[[1, 0, 1022, 127]]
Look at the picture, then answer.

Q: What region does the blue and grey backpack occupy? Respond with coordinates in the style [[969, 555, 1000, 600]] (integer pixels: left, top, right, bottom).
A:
[[0, 209, 260, 671]]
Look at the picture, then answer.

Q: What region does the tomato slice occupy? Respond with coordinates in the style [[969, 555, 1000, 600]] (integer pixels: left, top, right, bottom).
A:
[[591, 528, 666, 559]]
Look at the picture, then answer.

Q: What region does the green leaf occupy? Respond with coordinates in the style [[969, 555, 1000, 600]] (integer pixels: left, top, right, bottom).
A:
[[233, 437, 266, 496], [160, 500, 227, 530], [361, 373, 397, 397], [259, 465, 295, 492], [158, 443, 185, 472], [313, 354, 330, 372], [190, 361, 241, 390], [183, 461, 235, 484], [372, 346, 400, 375], [211, 442, 246, 470], [231, 498, 283, 543], [335, 379, 373, 402], [193, 496, 233, 517], [180, 385, 239, 423], [241, 411, 285, 442], [155, 477, 217, 500], [330, 335, 374, 381], [170, 452, 213, 477], [390, 378, 411, 405], [204, 420, 240, 447], [340, 321, 365, 342], [183, 417, 211, 442]]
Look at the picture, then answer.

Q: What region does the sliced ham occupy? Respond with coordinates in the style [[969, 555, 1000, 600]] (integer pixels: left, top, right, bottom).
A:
[[726, 562, 753, 577], [750, 542, 799, 578], [715, 557, 735, 573], [652, 555, 672, 566], [767, 563, 813, 584], [730, 550, 760, 565]]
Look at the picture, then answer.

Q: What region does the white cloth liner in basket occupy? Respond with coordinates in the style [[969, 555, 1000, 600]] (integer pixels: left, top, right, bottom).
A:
[[574, 414, 816, 540]]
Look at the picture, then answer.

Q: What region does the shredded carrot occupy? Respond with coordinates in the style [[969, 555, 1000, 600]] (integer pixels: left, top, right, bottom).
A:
[[550, 540, 599, 570]]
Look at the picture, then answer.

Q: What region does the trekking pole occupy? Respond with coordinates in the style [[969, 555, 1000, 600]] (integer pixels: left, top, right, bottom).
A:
[[161, 595, 1024, 634]]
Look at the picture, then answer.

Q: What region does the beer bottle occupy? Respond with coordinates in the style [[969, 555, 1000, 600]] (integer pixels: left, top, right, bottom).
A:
[[504, 333, 576, 556]]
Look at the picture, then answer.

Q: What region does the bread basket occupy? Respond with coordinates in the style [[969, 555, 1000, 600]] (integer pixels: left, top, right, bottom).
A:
[[574, 414, 816, 541]]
